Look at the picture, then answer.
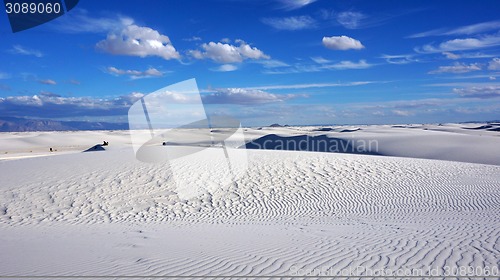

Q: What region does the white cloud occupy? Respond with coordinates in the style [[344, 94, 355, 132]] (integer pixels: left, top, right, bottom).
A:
[[190, 42, 240, 63], [261, 16, 316, 30], [336, 11, 366, 29], [0, 92, 144, 118], [38, 79, 56, 85], [416, 35, 500, 53], [442, 51, 497, 60], [211, 64, 238, 72], [322, 36, 365, 50], [183, 36, 202, 42], [254, 59, 290, 68], [9, 45, 43, 57], [39, 91, 60, 98], [442, 52, 461, 60], [409, 20, 500, 38], [488, 58, 500, 70], [311, 56, 332, 64], [262, 59, 373, 74], [429, 62, 482, 74], [96, 24, 180, 60], [117, 92, 145, 104], [441, 38, 500, 50], [106, 66, 164, 79], [262, 65, 320, 74], [237, 40, 269, 59], [425, 81, 500, 88], [380, 54, 417, 64], [242, 81, 375, 91], [322, 60, 372, 70], [48, 11, 180, 61], [453, 85, 500, 98], [203, 88, 305, 104], [440, 74, 500, 80], [49, 9, 132, 34], [189, 40, 269, 63], [447, 21, 500, 36], [277, 0, 316, 10], [392, 110, 413, 116]]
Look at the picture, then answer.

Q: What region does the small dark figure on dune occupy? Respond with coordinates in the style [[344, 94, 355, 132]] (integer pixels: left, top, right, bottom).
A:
[[50, 148, 53, 152], [103, 141, 109, 146]]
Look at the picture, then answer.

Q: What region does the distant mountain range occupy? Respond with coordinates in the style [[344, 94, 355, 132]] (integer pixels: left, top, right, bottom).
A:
[[0, 117, 128, 132], [1, 117, 498, 132]]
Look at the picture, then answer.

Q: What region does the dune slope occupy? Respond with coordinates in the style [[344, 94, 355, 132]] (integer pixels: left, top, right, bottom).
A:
[[0, 145, 499, 277]]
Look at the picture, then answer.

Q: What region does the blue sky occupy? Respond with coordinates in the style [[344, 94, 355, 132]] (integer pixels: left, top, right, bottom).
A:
[[1, 0, 499, 126]]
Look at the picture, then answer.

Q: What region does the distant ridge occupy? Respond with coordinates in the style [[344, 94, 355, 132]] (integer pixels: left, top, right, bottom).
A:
[[460, 120, 500, 124], [0, 116, 128, 132], [269, 123, 290, 127]]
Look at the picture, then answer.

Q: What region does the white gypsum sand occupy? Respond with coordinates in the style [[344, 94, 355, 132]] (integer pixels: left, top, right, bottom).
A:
[[0, 124, 499, 277]]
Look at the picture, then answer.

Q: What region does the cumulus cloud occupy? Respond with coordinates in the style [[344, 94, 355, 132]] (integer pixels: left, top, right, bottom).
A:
[[488, 58, 500, 70], [48, 11, 180, 60], [105, 66, 164, 79], [428, 62, 482, 74], [203, 88, 306, 104], [261, 16, 317, 30], [0, 92, 144, 118], [38, 79, 57, 85], [96, 24, 180, 60], [453, 86, 500, 98], [336, 11, 366, 29], [322, 36, 365, 50], [416, 35, 500, 53], [189, 40, 269, 63], [9, 45, 43, 57]]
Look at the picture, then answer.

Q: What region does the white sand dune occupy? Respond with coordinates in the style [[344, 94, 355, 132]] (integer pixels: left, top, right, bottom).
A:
[[244, 123, 500, 165], [0, 124, 499, 277]]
